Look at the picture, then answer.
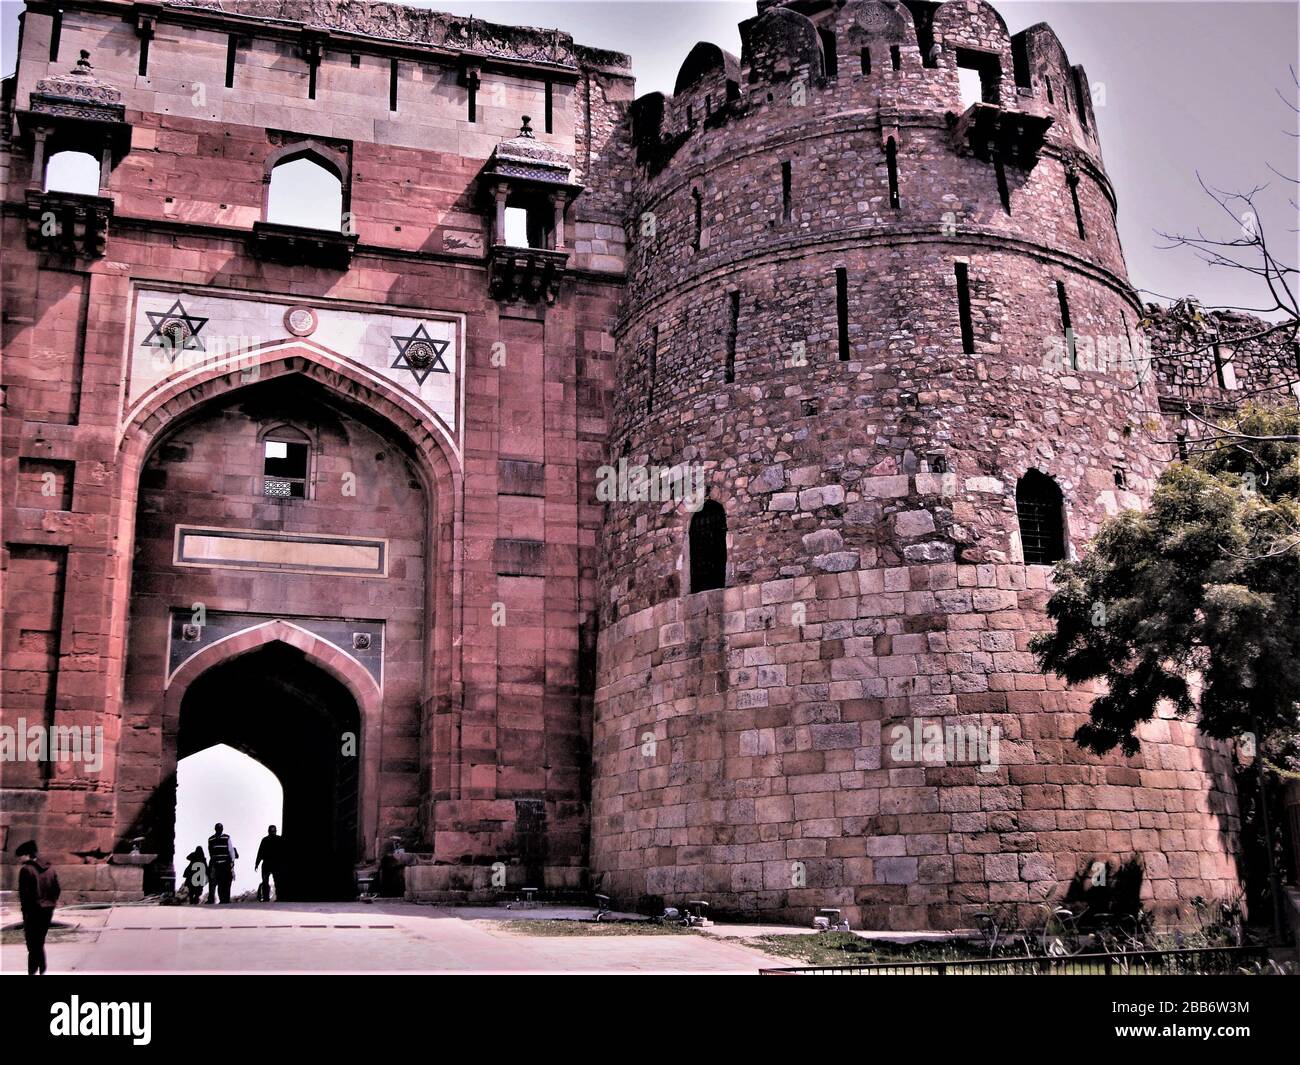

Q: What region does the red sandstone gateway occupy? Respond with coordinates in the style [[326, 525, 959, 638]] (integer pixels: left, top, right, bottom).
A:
[[0, 0, 1285, 930]]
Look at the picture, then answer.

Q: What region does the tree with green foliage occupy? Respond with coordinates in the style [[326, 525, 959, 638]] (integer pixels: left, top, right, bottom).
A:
[[1031, 405, 1299, 763]]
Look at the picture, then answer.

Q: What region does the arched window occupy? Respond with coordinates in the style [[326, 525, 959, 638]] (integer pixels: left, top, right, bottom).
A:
[[266, 154, 343, 231], [44, 150, 100, 195], [817, 28, 838, 79], [689, 499, 727, 592], [1016, 470, 1066, 565], [261, 425, 312, 499]]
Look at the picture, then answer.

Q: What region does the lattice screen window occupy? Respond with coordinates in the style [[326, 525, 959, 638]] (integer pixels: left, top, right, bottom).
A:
[[262, 433, 310, 499]]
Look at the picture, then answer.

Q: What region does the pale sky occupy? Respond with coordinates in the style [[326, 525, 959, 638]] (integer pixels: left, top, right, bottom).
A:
[[3, 1, 1295, 313]]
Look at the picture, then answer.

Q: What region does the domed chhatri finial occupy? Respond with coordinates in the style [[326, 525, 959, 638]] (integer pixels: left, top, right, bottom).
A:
[[519, 115, 534, 138], [73, 50, 93, 75]]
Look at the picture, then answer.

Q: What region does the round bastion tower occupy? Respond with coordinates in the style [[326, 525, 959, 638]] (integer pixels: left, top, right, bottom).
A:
[[591, 0, 1242, 930]]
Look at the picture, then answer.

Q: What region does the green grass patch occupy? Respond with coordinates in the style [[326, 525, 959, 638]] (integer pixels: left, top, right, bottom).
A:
[[747, 932, 988, 968], [496, 919, 696, 937], [1, 925, 85, 945]]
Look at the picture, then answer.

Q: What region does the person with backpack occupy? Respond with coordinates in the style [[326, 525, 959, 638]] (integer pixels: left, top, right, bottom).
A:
[[206, 823, 238, 904], [181, 846, 208, 904], [15, 840, 60, 975]]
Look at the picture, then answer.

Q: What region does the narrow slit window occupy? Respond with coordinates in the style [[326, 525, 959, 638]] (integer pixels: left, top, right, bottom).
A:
[[1069, 174, 1086, 239], [308, 57, 318, 100], [781, 160, 792, 223], [139, 34, 151, 77], [689, 500, 727, 593], [1016, 471, 1067, 565], [1011, 36, 1032, 90], [545, 80, 554, 133], [49, 10, 62, 61], [1072, 69, 1089, 128], [691, 187, 703, 251], [861, 48, 871, 75], [389, 58, 399, 111], [955, 263, 974, 354], [1213, 341, 1238, 390], [836, 267, 850, 362], [647, 325, 659, 414], [886, 137, 899, 209], [468, 80, 477, 122], [262, 437, 310, 499], [725, 291, 739, 383], [994, 154, 1010, 213], [890, 45, 901, 71], [1056, 281, 1076, 370], [225, 35, 238, 88], [1045, 76, 1054, 105]]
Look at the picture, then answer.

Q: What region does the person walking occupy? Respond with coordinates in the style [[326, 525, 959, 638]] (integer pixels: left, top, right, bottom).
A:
[[16, 840, 60, 975], [206, 823, 237, 904], [181, 846, 208, 904], [255, 825, 283, 902]]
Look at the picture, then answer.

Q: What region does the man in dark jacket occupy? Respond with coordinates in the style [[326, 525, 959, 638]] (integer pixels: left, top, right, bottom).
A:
[[255, 825, 282, 902], [206, 823, 237, 904], [16, 840, 60, 975]]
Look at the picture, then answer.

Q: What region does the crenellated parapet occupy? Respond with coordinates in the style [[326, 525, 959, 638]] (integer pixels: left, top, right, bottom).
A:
[[620, 1, 1127, 331], [630, 2, 1104, 178]]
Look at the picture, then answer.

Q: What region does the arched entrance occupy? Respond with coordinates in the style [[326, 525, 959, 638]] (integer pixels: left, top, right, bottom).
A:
[[110, 355, 455, 896], [176, 642, 361, 900]]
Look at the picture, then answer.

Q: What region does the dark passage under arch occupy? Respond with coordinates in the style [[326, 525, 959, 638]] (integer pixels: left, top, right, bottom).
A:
[[174, 642, 362, 900]]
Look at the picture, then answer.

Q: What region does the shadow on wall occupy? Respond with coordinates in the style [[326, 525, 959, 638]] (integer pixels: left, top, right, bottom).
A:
[[1063, 855, 1144, 930]]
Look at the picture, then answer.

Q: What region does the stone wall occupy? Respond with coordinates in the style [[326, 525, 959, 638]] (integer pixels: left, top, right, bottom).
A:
[[594, 558, 1241, 929]]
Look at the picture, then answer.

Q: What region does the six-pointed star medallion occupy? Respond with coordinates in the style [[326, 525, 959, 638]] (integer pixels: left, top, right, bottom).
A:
[[141, 299, 209, 361], [391, 323, 451, 385]]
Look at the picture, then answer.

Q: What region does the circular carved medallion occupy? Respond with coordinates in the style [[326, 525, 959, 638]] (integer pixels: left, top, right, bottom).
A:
[[285, 306, 318, 337], [160, 319, 191, 349], [405, 339, 437, 369]]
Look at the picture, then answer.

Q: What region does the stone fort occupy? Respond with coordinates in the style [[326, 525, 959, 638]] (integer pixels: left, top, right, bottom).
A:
[[2, 0, 1293, 929]]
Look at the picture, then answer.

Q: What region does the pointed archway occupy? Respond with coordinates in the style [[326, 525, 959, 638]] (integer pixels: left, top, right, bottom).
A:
[[175, 640, 362, 900]]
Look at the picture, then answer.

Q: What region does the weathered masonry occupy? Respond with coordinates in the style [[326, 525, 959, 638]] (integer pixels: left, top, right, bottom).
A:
[[2, 0, 1293, 929]]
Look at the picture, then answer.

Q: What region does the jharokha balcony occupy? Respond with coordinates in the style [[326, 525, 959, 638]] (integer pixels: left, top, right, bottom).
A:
[[480, 116, 582, 305]]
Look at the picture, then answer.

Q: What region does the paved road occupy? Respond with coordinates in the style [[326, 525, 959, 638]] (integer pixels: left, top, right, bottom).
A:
[[2, 902, 789, 974]]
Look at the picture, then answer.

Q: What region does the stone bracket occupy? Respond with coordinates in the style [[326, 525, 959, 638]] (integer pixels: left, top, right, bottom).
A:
[[250, 220, 358, 269], [950, 102, 1053, 168], [487, 246, 569, 305], [25, 188, 113, 258]]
